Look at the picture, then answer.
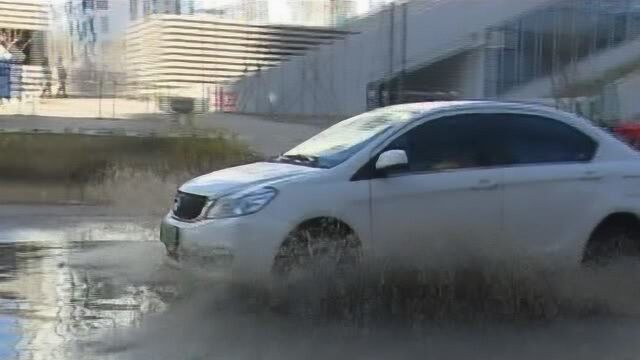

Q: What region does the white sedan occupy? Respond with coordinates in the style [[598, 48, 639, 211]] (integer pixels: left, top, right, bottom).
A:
[[160, 101, 640, 280]]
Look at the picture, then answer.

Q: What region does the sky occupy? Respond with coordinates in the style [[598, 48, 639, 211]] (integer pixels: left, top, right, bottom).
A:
[[197, 0, 392, 12], [50, 0, 397, 26]]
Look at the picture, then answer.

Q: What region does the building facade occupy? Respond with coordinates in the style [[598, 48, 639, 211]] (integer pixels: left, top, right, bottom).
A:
[[0, 0, 49, 99], [129, 0, 197, 21], [489, 0, 640, 123], [202, 0, 361, 26], [231, 0, 640, 122], [50, 0, 200, 96], [50, 0, 131, 96], [124, 13, 351, 110]]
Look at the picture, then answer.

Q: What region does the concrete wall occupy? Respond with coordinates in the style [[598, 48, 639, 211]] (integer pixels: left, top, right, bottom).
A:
[[232, 0, 554, 116], [402, 48, 485, 98], [460, 49, 486, 98], [0, 0, 49, 31], [125, 14, 351, 98]]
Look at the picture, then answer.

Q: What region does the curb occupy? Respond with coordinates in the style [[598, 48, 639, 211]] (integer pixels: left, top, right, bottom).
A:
[[0, 127, 227, 139]]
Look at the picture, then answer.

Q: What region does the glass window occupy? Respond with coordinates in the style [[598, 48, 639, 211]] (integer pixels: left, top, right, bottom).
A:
[[277, 108, 420, 168], [495, 0, 640, 95], [82, 0, 94, 11], [386, 114, 504, 173], [498, 114, 597, 165], [130, 0, 138, 20], [143, 0, 151, 16], [100, 16, 109, 34], [96, 0, 109, 10]]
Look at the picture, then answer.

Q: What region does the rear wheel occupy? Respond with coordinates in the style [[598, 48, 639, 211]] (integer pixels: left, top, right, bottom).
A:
[[583, 220, 640, 265], [273, 218, 362, 280]]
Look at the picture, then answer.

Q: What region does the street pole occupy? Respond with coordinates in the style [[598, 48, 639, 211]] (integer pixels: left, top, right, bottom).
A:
[[388, 3, 395, 106], [399, 2, 408, 103], [112, 79, 116, 118], [388, 3, 395, 77], [98, 76, 103, 119]]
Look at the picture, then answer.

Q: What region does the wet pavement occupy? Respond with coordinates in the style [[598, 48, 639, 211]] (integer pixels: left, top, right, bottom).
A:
[[5, 204, 640, 359], [0, 205, 166, 359]]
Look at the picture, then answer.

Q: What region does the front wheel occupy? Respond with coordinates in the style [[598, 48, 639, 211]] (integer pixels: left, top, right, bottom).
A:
[[583, 222, 640, 265], [273, 219, 362, 280]]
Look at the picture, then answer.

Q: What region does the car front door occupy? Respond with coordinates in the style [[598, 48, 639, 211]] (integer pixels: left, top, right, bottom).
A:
[[368, 114, 505, 265], [496, 113, 600, 262]]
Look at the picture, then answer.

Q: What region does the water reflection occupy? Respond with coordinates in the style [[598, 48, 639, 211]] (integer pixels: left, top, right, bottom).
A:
[[0, 203, 175, 359], [2, 223, 157, 243], [0, 205, 158, 243], [0, 306, 19, 360], [5, 207, 640, 360], [0, 241, 172, 359]]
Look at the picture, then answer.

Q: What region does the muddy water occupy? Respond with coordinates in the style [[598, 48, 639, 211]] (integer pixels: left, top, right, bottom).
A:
[[3, 204, 640, 360], [0, 204, 164, 359], [4, 134, 640, 359]]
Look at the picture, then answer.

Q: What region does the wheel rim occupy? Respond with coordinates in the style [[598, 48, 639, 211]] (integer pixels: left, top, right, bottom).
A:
[[584, 229, 640, 265], [275, 229, 360, 278]]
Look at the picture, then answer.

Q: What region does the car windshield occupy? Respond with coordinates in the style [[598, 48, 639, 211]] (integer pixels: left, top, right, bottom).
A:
[[274, 109, 418, 168]]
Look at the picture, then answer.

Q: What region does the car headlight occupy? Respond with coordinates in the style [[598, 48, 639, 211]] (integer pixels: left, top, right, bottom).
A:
[[204, 187, 278, 219]]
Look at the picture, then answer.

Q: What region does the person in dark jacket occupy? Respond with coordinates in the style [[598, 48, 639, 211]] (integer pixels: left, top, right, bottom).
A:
[[41, 57, 52, 98], [56, 56, 67, 98]]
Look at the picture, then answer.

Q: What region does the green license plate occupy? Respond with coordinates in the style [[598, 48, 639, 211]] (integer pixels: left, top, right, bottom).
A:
[[160, 223, 180, 252]]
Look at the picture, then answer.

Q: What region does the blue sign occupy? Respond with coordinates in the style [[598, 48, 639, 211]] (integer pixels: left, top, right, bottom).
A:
[[0, 61, 10, 99]]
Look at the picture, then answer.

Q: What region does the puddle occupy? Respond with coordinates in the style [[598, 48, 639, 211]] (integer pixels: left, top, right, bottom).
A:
[[0, 241, 175, 359], [3, 205, 640, 360]]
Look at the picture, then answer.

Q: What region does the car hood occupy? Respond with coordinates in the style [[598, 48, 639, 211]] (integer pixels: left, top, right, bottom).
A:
[[179, 161, 322, 198]]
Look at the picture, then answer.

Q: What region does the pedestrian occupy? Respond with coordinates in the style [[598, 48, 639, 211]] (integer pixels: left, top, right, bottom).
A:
[[0, 30, 8, 52], [8, 38, 25, 101], [0, 35, 12, 102], [56, 57, 67, 98], [0, 36, 11, 61], [41, 57, 52, 98]]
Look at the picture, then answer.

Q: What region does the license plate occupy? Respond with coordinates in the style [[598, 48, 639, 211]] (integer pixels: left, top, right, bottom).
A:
[[160, 223, 180, 252]]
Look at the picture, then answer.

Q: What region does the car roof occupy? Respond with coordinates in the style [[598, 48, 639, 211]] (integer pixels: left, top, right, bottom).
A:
[[382, 100, 565, 118], [379, 101, 640, 160]]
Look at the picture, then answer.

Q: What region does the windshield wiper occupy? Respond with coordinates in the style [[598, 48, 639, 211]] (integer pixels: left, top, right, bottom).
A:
[[280, 154, 317, 162], [272, 153, 320, 166]]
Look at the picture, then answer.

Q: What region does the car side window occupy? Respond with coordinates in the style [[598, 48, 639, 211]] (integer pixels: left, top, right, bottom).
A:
[[498, 114, 597, 165], [385, 114, 503, 173]]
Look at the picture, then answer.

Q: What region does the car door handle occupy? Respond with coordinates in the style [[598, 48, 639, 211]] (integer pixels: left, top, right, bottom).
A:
[[471, 179, 499, 190], [579, 170, 603, 181]]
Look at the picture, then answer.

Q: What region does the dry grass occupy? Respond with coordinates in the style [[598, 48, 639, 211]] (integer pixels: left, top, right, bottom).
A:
[[0, 132, 258, 205], [0, 132, 257, 183]]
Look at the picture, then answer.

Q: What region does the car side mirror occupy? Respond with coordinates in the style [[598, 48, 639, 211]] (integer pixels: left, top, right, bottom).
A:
[[375, 149, 408, 173]]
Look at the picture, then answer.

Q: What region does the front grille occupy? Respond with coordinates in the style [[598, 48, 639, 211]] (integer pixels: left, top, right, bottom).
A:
[[172, 191, 208, 221]]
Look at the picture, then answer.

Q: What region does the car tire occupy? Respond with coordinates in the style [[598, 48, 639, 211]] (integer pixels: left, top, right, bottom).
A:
[[583, 221, 640, 265], [273, 218, 361, 280]]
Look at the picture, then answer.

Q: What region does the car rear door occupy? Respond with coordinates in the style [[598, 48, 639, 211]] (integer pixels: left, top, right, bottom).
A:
[[497, 113, 600, 261], [368, 114, 505, 265]]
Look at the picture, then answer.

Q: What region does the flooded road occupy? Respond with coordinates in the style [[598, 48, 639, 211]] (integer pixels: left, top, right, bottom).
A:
[[4, 204, 640, 360], [0, 204, 167, 359]]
